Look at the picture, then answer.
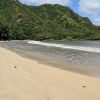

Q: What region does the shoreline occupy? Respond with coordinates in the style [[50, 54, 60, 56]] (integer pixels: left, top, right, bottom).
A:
[[0, 41, 93, 77], [0, 40, 100, 78], [0, 43, 100, 100]]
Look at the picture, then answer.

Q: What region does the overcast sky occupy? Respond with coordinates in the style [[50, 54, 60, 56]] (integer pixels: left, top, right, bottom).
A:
[[19, 0, 100, 26]]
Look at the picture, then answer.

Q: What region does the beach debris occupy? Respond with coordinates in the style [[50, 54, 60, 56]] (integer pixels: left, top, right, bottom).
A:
[[14, 66, 17, 68], [82, 86, 87, 88]]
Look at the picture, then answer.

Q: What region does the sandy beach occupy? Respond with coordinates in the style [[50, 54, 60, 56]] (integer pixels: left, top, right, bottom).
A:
[[0, 46, 100, 100]]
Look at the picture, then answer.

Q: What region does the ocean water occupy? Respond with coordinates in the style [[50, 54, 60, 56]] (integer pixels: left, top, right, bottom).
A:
[[28, 40, 100, 67]]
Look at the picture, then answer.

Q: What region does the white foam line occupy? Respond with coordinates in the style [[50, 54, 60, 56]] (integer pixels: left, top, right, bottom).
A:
[[27, 40, 100, 53]]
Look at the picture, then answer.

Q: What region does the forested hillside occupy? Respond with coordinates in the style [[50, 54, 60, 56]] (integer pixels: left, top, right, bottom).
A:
[[0, 0, 100, 40]]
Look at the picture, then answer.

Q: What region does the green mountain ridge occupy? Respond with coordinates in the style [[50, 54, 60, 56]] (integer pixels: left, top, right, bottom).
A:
[[0, 0, 100, 40]]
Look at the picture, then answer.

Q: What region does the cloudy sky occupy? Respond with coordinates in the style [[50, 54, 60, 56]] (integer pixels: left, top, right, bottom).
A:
[[19, 0, 100, 26]]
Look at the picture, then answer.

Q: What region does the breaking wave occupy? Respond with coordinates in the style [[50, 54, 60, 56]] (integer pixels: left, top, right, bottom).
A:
[[27, 40, 100, 53]]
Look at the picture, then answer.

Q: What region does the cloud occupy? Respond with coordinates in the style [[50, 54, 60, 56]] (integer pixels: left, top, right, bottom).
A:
[[79, 0, 100, 14], [19, 0, 70, 6], [79, 0, 100, 25], [94, 17, 100, 25]]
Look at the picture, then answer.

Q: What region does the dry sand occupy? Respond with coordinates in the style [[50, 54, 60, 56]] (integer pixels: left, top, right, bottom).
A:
[[0, 47, 100, 100]]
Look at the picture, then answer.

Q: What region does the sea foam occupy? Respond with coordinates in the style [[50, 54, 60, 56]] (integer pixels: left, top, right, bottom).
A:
[[27, 41, 100, 53]]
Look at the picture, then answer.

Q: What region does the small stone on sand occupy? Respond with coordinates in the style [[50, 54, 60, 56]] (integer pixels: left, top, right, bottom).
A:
[[82, 86, 87, 88], [14, 66, 17, 68]]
